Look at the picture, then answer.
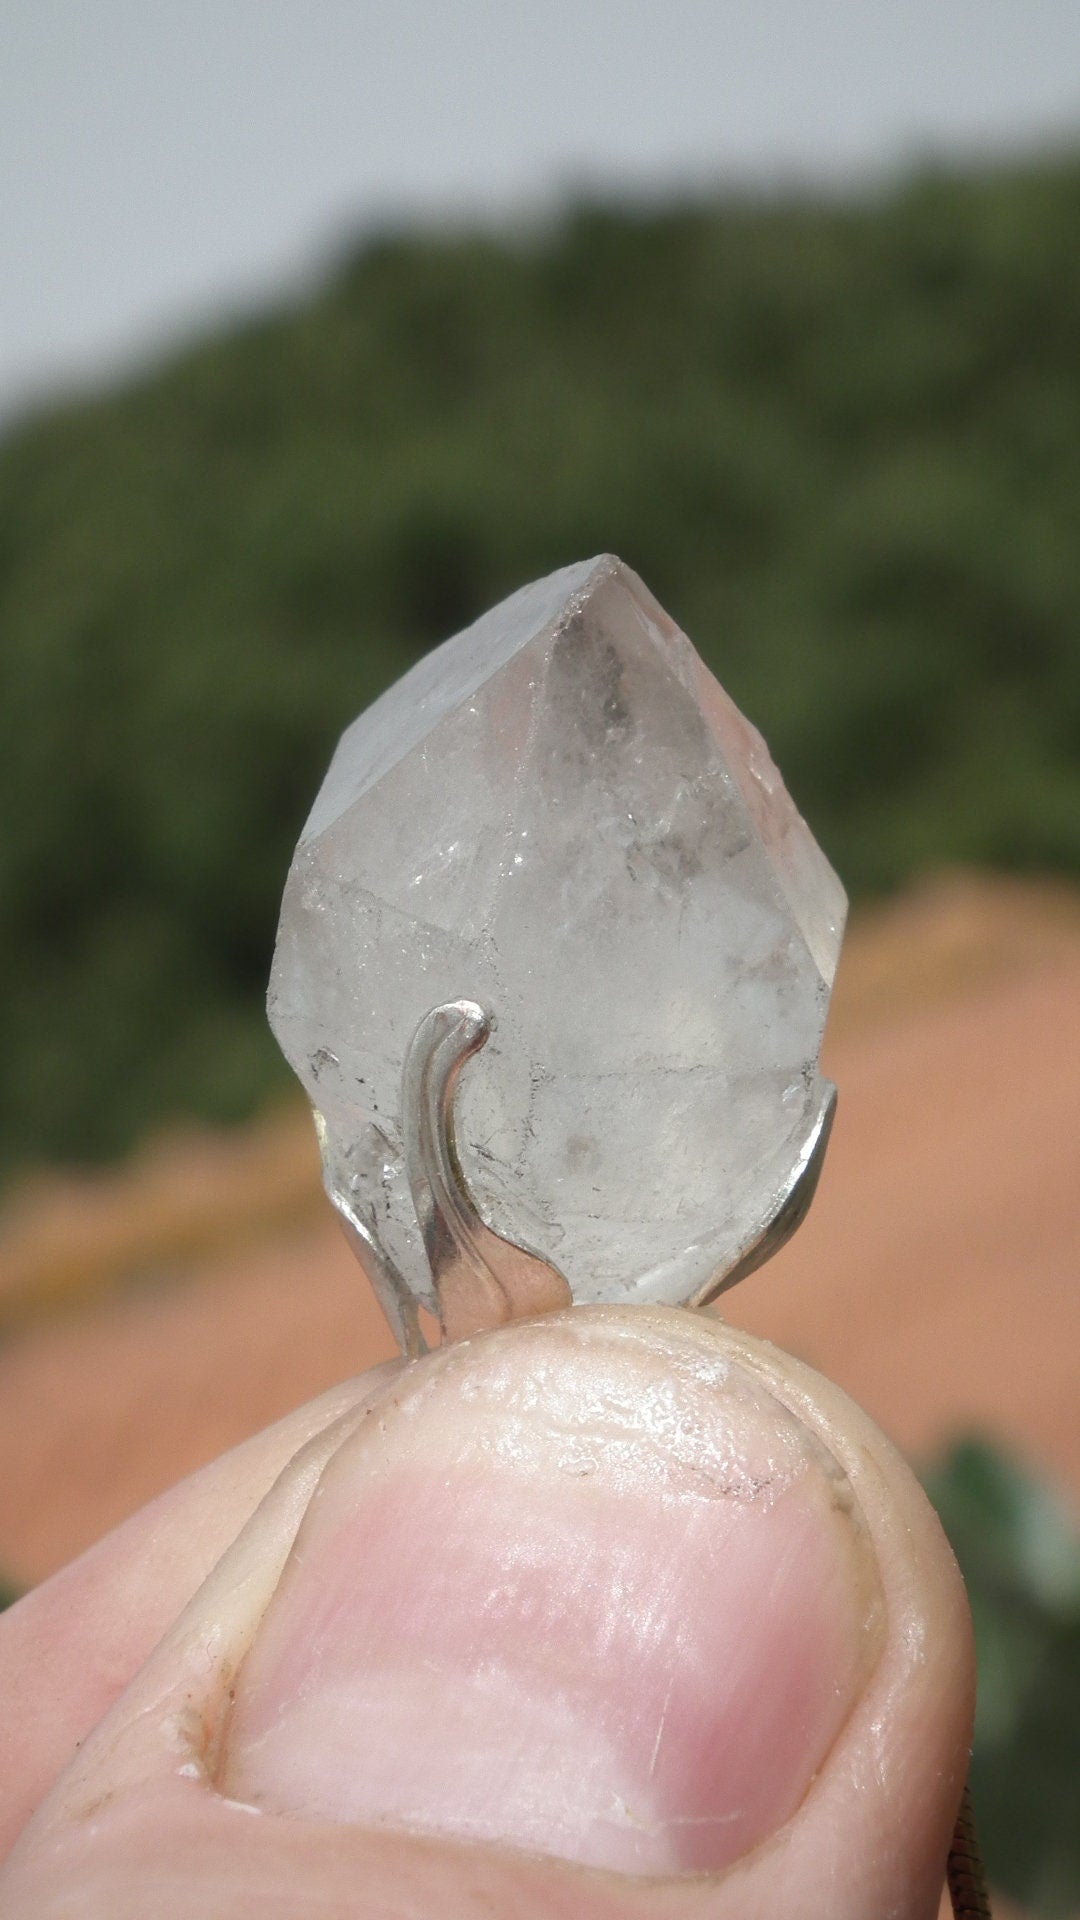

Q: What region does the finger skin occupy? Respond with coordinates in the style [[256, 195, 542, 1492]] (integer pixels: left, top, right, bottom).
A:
[[0, 1371, 395, 1857], [0, 1310, 974, 1919]]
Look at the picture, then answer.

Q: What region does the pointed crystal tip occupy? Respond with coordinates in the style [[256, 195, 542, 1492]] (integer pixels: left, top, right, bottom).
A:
[[269, 556, 846, 1328]]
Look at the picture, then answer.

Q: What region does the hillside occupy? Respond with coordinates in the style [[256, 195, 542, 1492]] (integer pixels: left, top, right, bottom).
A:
[[2, 863, 1078, 1571], [2, 158, 1079, 1177]]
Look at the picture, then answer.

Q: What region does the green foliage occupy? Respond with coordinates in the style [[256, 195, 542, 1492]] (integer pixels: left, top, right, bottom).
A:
[[926, 1438, 1080, 1916], [1, 158, 1079, 1170]]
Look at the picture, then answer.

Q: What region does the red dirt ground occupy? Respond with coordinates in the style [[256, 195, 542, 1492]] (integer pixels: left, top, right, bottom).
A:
[[1, 872, 1078, 1592]]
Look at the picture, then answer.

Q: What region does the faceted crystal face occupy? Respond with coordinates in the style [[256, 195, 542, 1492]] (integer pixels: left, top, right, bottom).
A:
[[269, 556, 846, 1317]]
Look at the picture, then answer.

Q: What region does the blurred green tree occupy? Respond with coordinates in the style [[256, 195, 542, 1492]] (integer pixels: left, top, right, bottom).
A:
[[927, 1439, 1080, 1916]]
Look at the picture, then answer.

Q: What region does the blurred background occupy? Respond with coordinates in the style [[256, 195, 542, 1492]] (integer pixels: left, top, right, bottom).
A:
[[2, 3, 1079, 1910]]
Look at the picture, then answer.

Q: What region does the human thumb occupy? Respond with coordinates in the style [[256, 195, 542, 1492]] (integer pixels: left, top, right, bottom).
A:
[[1, 1307, 973, 1920]]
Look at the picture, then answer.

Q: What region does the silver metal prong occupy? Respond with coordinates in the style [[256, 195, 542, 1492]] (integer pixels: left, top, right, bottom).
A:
[[313, 1107, 428, 1358], [696, 1079, 838, 1303], [402, 1001, 572, 1342], [328, 1188, 428, 1359]]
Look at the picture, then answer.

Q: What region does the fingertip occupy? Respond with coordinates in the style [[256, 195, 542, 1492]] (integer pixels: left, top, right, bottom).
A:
[[2, 1310, 975, 1920]]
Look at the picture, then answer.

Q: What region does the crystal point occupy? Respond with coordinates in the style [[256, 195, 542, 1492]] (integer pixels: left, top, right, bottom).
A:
[[269, 556, 845, 1323]]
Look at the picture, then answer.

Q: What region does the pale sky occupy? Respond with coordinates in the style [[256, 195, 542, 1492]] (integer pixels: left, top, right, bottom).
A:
[[2, 1, 1079, 422]]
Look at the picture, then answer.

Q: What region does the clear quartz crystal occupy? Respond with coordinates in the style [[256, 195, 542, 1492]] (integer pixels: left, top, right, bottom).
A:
[[269, 556, 846, 1319]]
